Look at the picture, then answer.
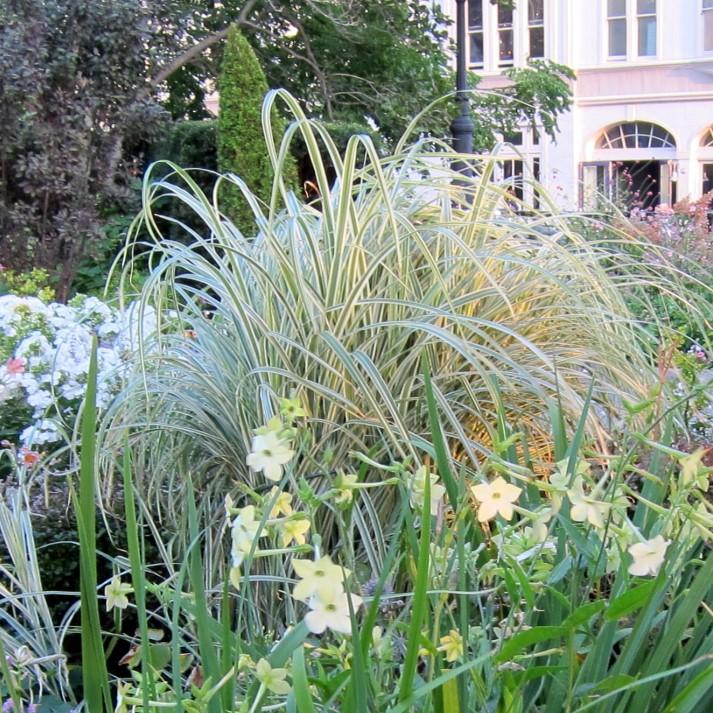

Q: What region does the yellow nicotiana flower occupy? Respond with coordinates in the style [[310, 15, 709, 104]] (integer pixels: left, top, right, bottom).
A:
[[268, 487, 294, 517], [438, 629, 464, 663], [281, 518, 311, 547], [255, 658, 291, 695], [471, 476, 522, 522]]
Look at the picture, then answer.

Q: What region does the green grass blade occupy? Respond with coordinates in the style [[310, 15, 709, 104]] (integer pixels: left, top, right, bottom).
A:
[[186, 479, 221, 713], [76, 337, 112, 712], [121, 442, 154, 708], [398, 471, 432, 704]]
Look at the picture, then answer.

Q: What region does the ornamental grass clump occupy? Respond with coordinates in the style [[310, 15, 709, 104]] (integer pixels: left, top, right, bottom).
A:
[[109, 90, 711, 536]]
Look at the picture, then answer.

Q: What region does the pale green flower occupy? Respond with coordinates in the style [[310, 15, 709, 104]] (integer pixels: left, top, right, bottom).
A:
[[255, 658, 291, 695], [567, 478, 609, 529], [279, 396, 306, 422], [408, 465, 446, 516], [105, 576, 133, 612], [334, 472, 358, 505]]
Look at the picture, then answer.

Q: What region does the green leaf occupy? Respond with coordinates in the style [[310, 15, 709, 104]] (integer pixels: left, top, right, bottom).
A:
[[605, 580, 657, 621], [495, 626, 567, 663], [292, 646, 317, 713]]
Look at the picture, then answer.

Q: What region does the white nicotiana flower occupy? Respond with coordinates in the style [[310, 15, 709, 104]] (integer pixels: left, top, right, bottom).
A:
[[230, 505, 266, 568], [246, 430, 295, 481], [628, 535, 670, 577], [471, 476, 522, 522], [304, 583, 363, 635]]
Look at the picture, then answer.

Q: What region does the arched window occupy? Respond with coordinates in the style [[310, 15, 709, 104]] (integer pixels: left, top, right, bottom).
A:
[[700, 126, 713, 147], [596, 122, 675, 150]]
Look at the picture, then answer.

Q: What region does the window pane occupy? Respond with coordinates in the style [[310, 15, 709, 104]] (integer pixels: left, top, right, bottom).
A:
[[637, 0, 656, 13], [498, 2, 513, 26], [705, 11, 713, 51], [638, 16, 656, 55], [530, 26, 545, 57], [704, 0, 713, 9], [504, 131, 523, 145], [608, 0, 626, 17], [532, 127, 540, 145], [470, 32, 484, 65], [609, 18, 626, 55], [499, 30, 514, 63], [468, 0, 483, 29], [529, 0, 544, 23], [702, 163, 713, 194]]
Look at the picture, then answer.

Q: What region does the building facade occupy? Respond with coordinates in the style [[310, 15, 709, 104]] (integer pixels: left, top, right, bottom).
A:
[[440, 0, 713, 209]]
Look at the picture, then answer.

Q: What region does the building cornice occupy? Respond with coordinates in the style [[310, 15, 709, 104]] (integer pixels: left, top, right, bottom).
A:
[[577, 90, 713, 106]]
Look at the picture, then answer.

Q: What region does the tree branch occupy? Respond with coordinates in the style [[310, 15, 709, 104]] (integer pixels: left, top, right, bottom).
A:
[[147, 0, 260, 90]]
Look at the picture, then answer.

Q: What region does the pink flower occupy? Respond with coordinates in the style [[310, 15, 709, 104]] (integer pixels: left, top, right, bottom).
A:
[[19, 448, 40, 467], [5, 358, 24, 375]]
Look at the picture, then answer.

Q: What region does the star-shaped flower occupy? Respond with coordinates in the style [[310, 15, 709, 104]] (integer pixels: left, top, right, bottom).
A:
[[471, 476, 522, 522], [104, 576, 133, 612], [231, 505, 266, 568], [305, 585, 363, 635], [292, 555, 348, 602], [281, 518, 310, 547], [255, 658, 291, 695], [628, 535, 670, 577], [267, 487, 293, 517], [246, 431, 294, 481], [439, 629, 463, 662], [567, 479, 610, 529]]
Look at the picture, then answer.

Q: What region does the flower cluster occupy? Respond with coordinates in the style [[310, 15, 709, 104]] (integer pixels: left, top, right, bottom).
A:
[[0, 294, 157, 450]]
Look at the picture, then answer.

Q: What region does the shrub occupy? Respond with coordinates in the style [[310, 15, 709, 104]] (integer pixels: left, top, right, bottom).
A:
[[217, 27, 297, 234], [0, 293, 156, 453]]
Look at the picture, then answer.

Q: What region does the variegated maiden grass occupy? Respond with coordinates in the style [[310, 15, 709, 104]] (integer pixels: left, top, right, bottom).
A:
[[107, 91, 710, 532]]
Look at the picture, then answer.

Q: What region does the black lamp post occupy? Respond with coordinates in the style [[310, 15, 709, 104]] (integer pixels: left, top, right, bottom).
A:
[[450, 0, 474, 174]]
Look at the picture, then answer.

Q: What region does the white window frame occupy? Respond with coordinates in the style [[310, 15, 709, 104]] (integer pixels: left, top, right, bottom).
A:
[[604, 0, 659, 62], [465, 1, 545, 73], [702, 0, 713, 53]]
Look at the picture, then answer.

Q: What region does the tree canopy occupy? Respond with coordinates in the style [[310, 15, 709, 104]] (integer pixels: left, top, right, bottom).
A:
[[0, 0, 574, 293]]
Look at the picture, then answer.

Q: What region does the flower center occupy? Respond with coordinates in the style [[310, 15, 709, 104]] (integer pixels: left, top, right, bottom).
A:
[[326, 604, 337, 612], [492, 492, 502, 499], [262, 449, 273, 457], [315, 569, 325, 576]]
